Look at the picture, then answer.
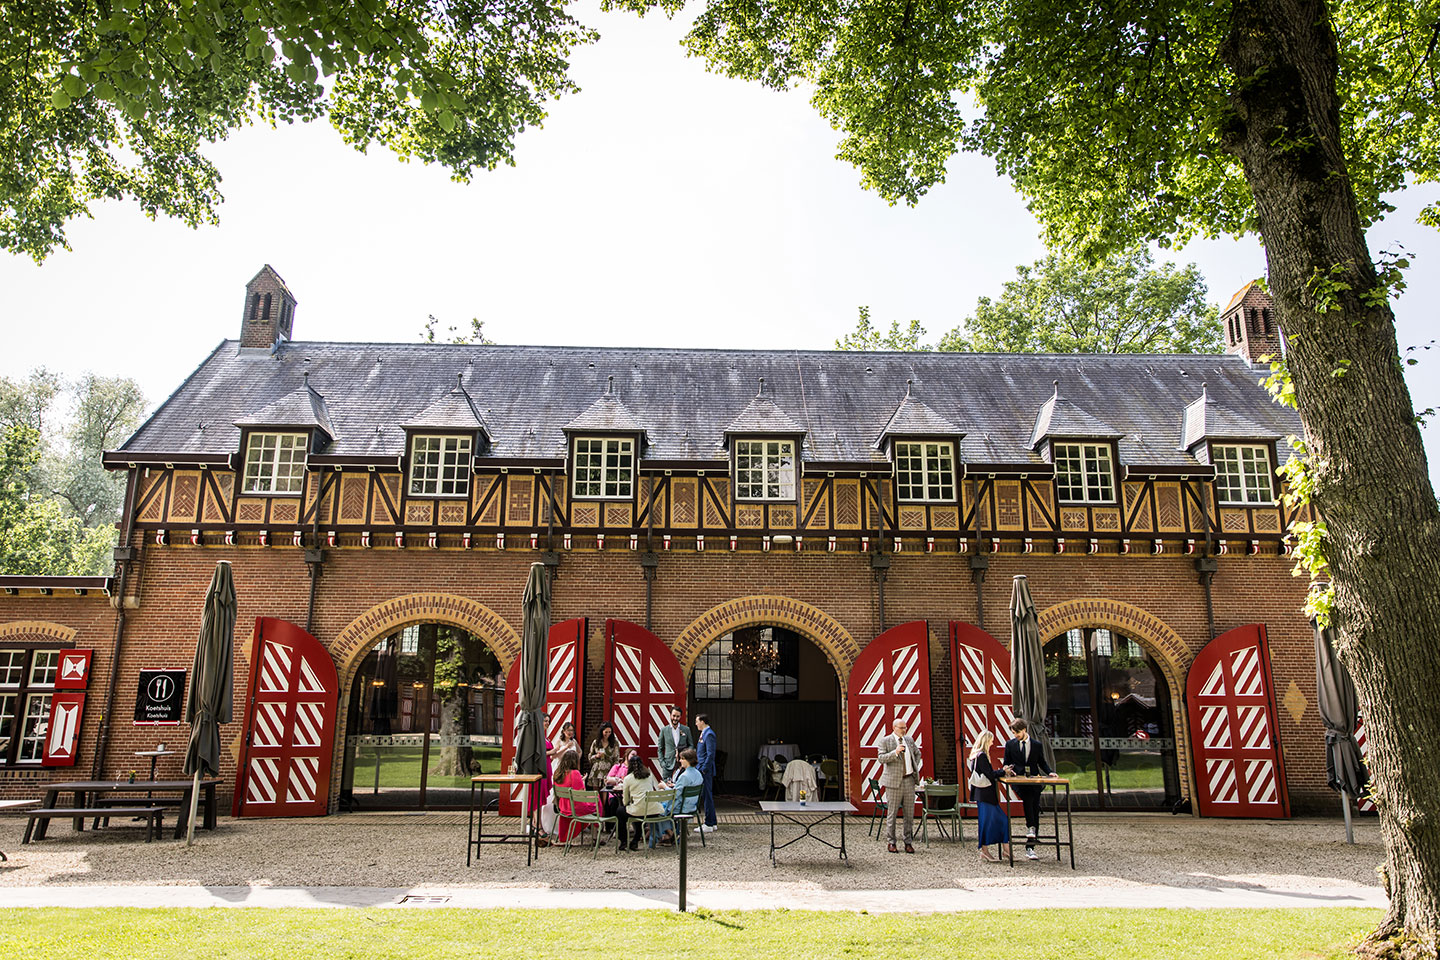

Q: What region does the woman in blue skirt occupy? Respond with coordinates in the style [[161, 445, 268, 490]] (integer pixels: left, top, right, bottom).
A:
[[967, 731, 1010, 863]]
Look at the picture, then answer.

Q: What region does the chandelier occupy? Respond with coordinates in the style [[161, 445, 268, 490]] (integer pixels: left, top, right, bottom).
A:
[[729, 635, 780, 672]]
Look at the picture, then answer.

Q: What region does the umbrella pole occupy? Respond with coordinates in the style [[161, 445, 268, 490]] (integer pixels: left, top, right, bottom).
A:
[[186, 770, 202, 847], [1341, 789, 1354, 845]]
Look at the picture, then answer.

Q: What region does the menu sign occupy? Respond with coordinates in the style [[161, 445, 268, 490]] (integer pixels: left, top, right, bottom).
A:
[[134, 669, 187, 725]]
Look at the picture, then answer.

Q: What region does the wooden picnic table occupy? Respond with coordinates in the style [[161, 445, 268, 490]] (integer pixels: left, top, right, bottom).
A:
[[0, 799, 40, 860], [32, 778, 222, 841]]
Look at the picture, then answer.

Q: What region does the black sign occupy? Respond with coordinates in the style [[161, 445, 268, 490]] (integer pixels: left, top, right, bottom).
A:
[[134, 669, 186, 725]]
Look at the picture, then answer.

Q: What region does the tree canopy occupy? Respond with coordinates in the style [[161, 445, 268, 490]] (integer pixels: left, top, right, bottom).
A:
[[835, 247, 1221, 354], [2, 0, 595, 260]]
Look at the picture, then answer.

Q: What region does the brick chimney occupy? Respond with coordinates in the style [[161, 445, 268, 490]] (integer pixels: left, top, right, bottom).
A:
[[1221, 281, 1282, 364], [240, 265, 297, 349]]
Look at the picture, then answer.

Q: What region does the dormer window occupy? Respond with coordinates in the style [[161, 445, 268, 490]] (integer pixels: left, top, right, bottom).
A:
[[1213, 444, 1274, 505], [1054, 442, 1115, 504], [735, 439, 796, 501], [409, 435, 472, 497], [573, 437, 634, 499], [242, 432, 308, 494], [894, 441, 956, 502]]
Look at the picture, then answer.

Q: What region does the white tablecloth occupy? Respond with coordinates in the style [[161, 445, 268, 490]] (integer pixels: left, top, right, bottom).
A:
[[758, 743, 800, 763]]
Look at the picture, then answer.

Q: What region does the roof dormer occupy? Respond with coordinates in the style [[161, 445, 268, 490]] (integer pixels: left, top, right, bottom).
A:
[[234, 373, 336, 443], [875, 380, 962, 450], [562, 376, 649, 444], [403, 373, 492, 447], [722, 378, 806, 443], [1029, 380, 1119, 452]]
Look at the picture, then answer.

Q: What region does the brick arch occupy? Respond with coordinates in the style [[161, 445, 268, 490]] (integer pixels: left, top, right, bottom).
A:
[[325, 593, 522, 811], [330, 593, 522, 684], [0, 620, 78, 644], [1035, 597, 1195, 805], [672, 595, 861, 680]]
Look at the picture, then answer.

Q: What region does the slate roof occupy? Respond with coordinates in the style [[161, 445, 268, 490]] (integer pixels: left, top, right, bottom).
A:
[[723, 392, 806, 438], [875, 389, 961, 447], [1181, 387, 1277, 449], [233, 378, 337, 440], [118, 341, 1303, 468], [562, 392, 649, 438], [402, 377, 491, 439], [1029, 384, 1123, 450]]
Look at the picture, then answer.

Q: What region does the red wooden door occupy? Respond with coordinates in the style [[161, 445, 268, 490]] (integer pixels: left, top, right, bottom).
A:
[[604, 620, 685, 780], [234, 617, 339, 818], [1355, 714, 1376, 813], [949, 622, 1020, 813], [1185, 623, 1290, 818], [498, 617, 587, 814], [847, 621, 933, 812]]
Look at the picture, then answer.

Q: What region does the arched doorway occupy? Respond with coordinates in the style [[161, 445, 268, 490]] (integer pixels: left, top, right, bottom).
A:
[[1044, 626, 1183, 810], [686, 624, 842, 798], [340, 623, 506, 809]]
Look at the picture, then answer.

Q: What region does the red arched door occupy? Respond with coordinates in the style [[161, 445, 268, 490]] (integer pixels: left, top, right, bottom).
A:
[[604, 620, 685, 779], [234, 617, 339, 817], [1186, 623, 1290, 818], [949, 621, 1019, 813], [499, 617, 587, 814], [847, 621, 933, 812]]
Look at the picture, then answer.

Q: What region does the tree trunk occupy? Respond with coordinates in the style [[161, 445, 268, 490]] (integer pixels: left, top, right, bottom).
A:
[[429, 630, 474, 778], [1221, 2, 1440, 956]]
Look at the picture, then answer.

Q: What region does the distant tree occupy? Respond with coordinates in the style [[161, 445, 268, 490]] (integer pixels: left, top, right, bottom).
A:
[[834, 306, 932, 351], [0, 425, 114, 576], [54, 373, 148, 524], [3, 1, 596, 260], [942, 248, 1222, 354], [420, 315, 492, 344]]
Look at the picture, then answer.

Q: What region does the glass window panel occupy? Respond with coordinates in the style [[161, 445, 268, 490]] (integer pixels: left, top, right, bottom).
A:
[[0, 692, 14, 761], [0, 650, 23, 686], [29, 650, 58, 687], [1055, 443, 1114, 503], [243, 433, 308, 494], [18, 693, 50, 763], [1214, 444, 1273, 504], [573, 437, 632, 498], [735, 440, 795, 500]]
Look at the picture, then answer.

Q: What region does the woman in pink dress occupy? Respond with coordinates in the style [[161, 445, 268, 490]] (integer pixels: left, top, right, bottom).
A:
[[552, 751, 597, 845]]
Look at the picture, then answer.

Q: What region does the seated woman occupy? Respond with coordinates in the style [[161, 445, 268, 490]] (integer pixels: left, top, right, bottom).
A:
[[599, 749, 639, 835], [550, 751, 598, 848], [967, 731, 1010, 863], [620, 754, 664, 851], [656, 748, 703, 846]]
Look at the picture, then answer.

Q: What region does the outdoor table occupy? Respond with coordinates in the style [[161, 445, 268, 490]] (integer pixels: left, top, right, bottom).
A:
[[0, 799, 39, 860], [467, 773, 543, 867], [759, 800, 856, 867], [31, 779, 221, 841], [133, 749, 177, 786], [998, 776, 1075, 869], [758, 743, 800, 763]]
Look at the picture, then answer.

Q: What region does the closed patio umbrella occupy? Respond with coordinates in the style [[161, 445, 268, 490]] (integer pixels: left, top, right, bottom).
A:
[[1010, 574, 1055, 771], [1314, 615, 1368, 843], [183, 561, 236, 846], [512, 563, 551, 815]]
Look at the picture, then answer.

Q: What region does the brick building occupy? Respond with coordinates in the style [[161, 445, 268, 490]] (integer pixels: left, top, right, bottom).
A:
[[0, 267, 1344, 820]]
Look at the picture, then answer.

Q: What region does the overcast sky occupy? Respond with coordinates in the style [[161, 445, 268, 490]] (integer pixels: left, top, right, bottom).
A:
[[2, 4, 1437, 475]]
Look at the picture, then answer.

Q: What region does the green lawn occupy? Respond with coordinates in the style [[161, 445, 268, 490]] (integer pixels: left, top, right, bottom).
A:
[[348, 744, 503, 791], [0, 908, 1381, 960]]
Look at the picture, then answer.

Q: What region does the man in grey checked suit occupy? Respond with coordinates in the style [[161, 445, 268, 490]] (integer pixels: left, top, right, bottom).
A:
[[878, 717, 922, 853]]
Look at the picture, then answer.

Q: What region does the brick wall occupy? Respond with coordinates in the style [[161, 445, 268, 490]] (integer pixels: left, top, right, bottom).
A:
[[0, 535, 1338, 814]]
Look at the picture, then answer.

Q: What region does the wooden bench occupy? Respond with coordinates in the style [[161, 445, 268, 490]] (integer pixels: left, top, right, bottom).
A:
[[23, 807, 165, 844]]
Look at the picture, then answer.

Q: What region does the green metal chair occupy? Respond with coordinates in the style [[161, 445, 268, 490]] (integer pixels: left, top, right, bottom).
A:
[[550, 784, 573, 844], [562, 787, 618, 859], [865, 777, 888, 839], [676, 782, 706, 847], [819, 758, 841, 801], [631, 787, 676, 856], [920, 783, 962, 846]]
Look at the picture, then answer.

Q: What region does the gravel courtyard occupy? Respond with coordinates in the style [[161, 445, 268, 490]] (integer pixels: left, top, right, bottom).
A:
[[0, 811, 1383, 894]]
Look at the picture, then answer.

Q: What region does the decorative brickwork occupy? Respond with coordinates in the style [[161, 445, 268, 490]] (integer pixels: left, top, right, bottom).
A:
[[0, 620, 78, 644], [672, 595, 861, 679], [330, 593, 521, 682]]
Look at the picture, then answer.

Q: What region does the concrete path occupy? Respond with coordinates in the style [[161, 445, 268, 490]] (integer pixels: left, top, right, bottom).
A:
[[0, 883, 1386, 911]]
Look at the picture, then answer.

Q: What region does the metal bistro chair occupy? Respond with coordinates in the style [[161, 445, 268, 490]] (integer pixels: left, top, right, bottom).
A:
[[865, 777, 888, 839], [633, 787, 676, 856], [677, 783, 706, 847], [819, 758, 841, 801], [920, 783, 963, 846], [550, 784, 573, 846], [563, 788, 618, 860]]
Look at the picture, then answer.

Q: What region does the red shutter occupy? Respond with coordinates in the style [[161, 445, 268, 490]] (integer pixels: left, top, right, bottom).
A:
[[948, 622, 1020, 813], [847, 621, 933, 812], [499, 618, 587, 814], [604, 620, 685, 780], [54, 649, 94, 690], [234, 617, 339, 818], [43, 648, 94, 767], [1355, 715, 1376, 813], [1185, 623, 1289, 818]]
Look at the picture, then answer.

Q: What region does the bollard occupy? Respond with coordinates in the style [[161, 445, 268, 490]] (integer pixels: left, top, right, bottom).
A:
[[677, 813, 689, 912]]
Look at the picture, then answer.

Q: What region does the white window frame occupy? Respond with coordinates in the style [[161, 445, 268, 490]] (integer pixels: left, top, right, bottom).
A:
[[1212, 443, 1276, 505], [734, 438, 797, 501], [0, 648, 58, 766], [242, 432, 308, 495], [893, 440, 957, 503], [571, 436, 635, 500], [1053, 442, 1116, 504], [17, 692, 50, 763], [408, 434, 472, 498]]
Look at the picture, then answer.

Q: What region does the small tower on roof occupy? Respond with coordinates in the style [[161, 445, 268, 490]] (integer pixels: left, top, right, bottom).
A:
[[1221, 281, 1281, 364], [240, 265, 298, 349]]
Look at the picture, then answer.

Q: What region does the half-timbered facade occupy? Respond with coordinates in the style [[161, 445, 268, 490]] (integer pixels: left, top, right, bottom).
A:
[[0, 268, 1340, 820]]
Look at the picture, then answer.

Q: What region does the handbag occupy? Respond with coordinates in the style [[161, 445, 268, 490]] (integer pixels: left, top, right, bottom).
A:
[[967, 756, 992, 789]]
